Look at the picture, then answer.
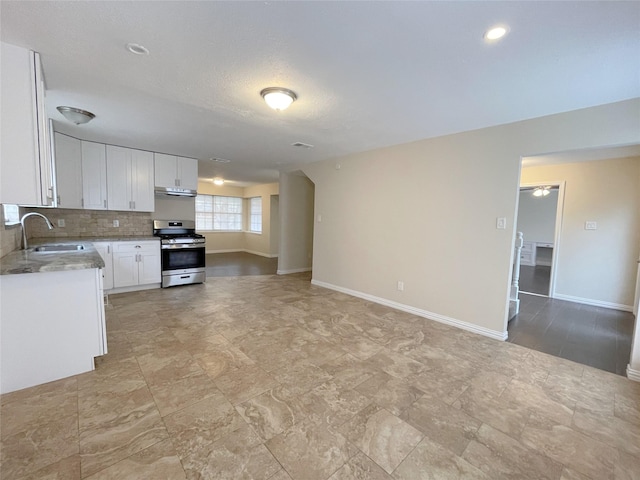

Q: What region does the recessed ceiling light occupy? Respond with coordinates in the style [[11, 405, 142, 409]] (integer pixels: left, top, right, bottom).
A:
[[484, 25, 509, 41], [126, 43, 149, 55]]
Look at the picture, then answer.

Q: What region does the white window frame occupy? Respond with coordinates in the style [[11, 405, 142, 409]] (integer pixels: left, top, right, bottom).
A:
[[195, 194, 243, 232], [249, 197, 262, 233]]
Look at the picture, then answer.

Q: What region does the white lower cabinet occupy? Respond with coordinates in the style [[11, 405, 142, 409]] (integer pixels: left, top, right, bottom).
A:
[[113, 241, 160, 288], [0, 268, 106, 394], [93, 242, 114, 290]]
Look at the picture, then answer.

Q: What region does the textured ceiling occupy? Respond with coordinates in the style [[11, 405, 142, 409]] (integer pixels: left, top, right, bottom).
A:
[[1, 1, 639, 185]]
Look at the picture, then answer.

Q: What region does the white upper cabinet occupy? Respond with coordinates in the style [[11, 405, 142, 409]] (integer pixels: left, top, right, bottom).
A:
[[0, 42, 55, 206], [54, 133, 83, 209], [106, 145, 154, 212], [81, 141, 108, 210], [154, 153, 198, 192]]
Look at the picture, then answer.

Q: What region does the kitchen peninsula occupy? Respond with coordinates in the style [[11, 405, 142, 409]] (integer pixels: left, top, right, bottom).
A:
[[0, 242, 107, 393]]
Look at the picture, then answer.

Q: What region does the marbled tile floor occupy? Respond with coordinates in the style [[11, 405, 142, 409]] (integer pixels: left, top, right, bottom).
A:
[[2, 273, 639, 479]]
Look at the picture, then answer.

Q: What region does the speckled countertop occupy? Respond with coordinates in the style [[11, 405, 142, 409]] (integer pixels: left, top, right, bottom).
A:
[[0, 237, 159, 276]]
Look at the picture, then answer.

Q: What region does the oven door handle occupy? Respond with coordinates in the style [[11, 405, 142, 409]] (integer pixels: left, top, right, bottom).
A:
[[161, 244, 206, 249]]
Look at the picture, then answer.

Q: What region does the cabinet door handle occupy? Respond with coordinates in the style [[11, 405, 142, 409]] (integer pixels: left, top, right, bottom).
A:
[[132, 201, 135, 210], [57, 195, 61, 205], [104, 199, 107, 208], [107, 245, 110, 254]]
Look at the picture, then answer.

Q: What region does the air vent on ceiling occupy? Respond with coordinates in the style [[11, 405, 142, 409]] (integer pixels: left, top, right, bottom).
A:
[[291, 142, 314, 149], [210, 157, 231, 163]]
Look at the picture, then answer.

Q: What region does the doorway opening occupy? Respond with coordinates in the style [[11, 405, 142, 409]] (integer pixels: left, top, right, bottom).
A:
[[516, 183, 563, 297]]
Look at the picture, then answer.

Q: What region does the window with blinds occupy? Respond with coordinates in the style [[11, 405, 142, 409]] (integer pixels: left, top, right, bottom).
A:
[[249, 197, 262, 233], [195, 195, 243, 231]]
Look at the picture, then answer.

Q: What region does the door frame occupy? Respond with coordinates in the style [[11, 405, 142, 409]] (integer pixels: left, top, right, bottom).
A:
[[518, 181, 566, 298]]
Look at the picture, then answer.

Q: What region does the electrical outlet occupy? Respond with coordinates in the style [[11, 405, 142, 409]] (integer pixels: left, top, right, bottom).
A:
[[57, 219, 65, 228], [496, 217, 507, 229], [585, 221, 597, 230], [397, 281, 404, 291], [113, 219, 120, 228]]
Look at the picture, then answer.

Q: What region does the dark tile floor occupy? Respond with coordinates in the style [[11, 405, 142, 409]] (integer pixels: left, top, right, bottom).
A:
[[205, 252, 278, 277], [508, 293, 635, 376], [518, 265, 551, 296]]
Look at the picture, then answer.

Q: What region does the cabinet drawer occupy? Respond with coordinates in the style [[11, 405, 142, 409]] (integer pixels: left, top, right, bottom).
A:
[[520, 252, 534, 264], [521, 242, 534, 253], [113, 241, 159, 253]]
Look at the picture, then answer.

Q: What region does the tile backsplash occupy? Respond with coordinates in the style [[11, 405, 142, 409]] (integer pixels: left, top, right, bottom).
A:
[[0, 206, 22, 257], [23, 208, 153, 239]]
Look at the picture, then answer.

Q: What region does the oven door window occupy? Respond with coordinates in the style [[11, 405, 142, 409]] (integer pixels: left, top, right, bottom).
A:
[[162, 248, 205, 271]]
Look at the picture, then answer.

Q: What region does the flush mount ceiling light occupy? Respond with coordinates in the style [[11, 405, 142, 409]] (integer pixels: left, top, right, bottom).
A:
[[126, 43, 149, 55], [56, 106, 95, 125], [533, 186, 551, 197], [213, 178, 225, 186], [210, 157, 231, 163], [484, 25, 509, 41], [260, 87, 297, 111]]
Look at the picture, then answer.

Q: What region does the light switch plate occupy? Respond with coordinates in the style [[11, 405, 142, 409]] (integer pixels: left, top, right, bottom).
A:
[[585, 221, 597, 230], [496, 217, 507, 229]]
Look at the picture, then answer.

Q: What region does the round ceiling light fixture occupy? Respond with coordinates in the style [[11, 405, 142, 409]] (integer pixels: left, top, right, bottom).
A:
[[56, 106, 96, 125], [213, 177, 225, 186], [126, 43, 149, 55], [260, 87, 297, 111], [484, 25, 509, 41]]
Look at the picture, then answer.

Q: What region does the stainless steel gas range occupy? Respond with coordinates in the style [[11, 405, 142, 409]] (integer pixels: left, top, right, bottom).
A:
[[153, 220, 206, 288]]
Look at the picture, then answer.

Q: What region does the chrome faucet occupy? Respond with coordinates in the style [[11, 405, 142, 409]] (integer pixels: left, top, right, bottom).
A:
[[20, 212, 54, 249]]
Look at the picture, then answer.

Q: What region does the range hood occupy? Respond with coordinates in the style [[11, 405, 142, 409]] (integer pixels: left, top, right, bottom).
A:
[[154, 187, 197, 197]]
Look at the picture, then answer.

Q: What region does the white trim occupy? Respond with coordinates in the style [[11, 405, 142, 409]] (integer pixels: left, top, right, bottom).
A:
[[627, 365, 640, 382], [205, 248, 277, 258], [107, 283, 161, 295], [278, 267, 312, 275], [244, 249, 278, 258], [311, 279, 508, 341], [553, 293, 633, 312], [520, 291, 548, 298]]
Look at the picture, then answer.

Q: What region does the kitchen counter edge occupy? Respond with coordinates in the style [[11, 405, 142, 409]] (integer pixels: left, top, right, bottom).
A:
[[1, 237, 160, 275]]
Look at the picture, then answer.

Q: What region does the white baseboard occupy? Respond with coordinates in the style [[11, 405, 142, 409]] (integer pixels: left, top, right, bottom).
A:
[[108, 283, 161, 295], [206, 248, 277, 258], [244, 249, 278, 258], [627, 365, 640, 382], [553, 293, 633, 312], [277, 267, 312, 275], [311, 279, 508, 342]]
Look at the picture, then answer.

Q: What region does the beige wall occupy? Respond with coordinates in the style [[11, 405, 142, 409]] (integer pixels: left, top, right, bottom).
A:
[[154, 195, 195, 221], [301, 98, 640, 339], [244, 183, 279, 257], [521, 156, 640, 308], [196, 181, 279, 256], [278, 172, 314, 274]]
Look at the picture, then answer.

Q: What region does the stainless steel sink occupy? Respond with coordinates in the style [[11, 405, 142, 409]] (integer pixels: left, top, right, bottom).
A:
[[32, 244, 86, 253]]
